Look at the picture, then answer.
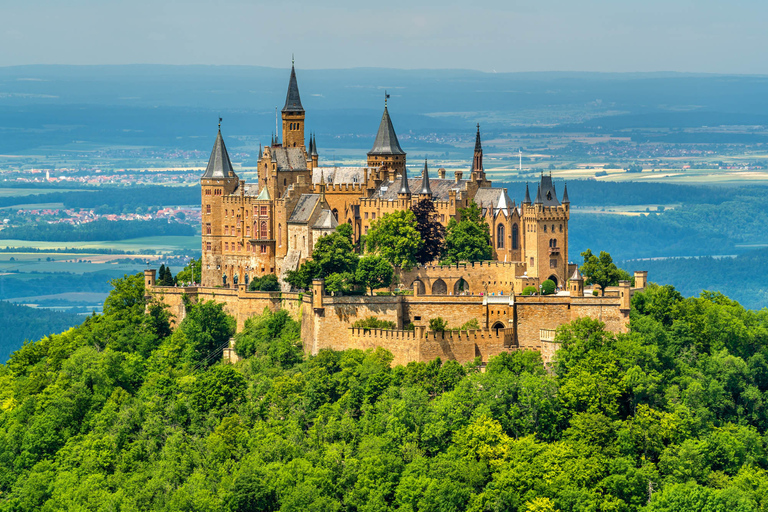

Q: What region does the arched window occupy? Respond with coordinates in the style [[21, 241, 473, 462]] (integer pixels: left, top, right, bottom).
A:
[[543, 224, 547, 233], [559, 224, 563, 232], [260, 221, 267, 239], [512, 224, 519, 249], [278, 224, 282, 246], [284, 178, 287, 186], [496, 224, 505, 249], [332, 208, 338, 220], [222, 274, 227, 286]]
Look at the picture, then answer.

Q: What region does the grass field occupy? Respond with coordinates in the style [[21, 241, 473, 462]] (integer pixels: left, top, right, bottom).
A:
[[0, 188, 93, 197], [0, 235, 200, 253]]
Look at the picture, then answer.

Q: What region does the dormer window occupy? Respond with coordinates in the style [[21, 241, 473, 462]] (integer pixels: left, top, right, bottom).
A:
[[547, 191, 552, 201]]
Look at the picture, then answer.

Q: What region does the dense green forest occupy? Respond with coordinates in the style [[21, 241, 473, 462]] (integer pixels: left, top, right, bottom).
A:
[[0, 185, 199, 212], [0, 271, 122, 301], [622, 251, 768, 310], [2, 275, 768, 510], [0, 301, 82, 362], [0, 219, 195, 242]]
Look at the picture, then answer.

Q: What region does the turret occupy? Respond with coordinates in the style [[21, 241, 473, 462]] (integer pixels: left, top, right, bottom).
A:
[[419, 159, 432, 197], [367, 92, 406, 176], [523, 183, 532, 205], [281, 59, 305, 148], [397, 163, 411, 200], [569, 266, 584, 297], [310, 133, 319, 168]]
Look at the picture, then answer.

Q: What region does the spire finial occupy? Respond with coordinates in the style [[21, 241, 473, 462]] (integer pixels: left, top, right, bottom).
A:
[[218, 117, 222, 130], [292, 53, 295, 66], [385, 90, 390, 108]]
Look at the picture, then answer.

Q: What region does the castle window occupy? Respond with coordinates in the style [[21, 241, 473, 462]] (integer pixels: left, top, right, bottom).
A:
[[552, 224, 555, 232], [206, 204, 211, 214], [225, 242, 229, 251], [559, 224, 563, 232], [261, 244, 267, 254], [246, 226, 250, 236], [543, 225, 547, 233], [512, 224, 519, 249], [497, 224, 505, 249], [530, 257, 534, 267], [205, 223, 211, 235], [550, 259, 557, 268], [278, 224, 282, 246], [206, 242, 211, 251], [365, 212, 368, 219], [260, 206, 268, 216], [441, 214, 445, 222], [372, 213, 376, 220], [260, 221, 267, 239]]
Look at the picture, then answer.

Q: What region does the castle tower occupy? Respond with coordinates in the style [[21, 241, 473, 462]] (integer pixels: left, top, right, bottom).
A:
[[522, 174, 569, 288], [282, 61, 305, 148], [397, 162, 411, 200], [201, 124, 239, 288], [367, 93, 406, 178], [569, 266, 584, 297], [471, 124, 489, 187]]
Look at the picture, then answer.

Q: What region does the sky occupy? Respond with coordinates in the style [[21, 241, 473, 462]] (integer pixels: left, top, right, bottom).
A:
[[1, 0, 765, 74]]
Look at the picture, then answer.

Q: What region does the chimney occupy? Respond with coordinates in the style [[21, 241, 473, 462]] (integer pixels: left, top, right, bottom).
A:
[[634, 271, 648, 289], [455, 170, 463, 183], [438, 168, 446, 179]]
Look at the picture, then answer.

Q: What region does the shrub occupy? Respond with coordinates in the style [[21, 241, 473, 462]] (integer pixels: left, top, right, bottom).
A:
[[352, 316, 396, 330], [541, 279, 556, 295], [592, 290, 599, 296], [234, 308, 302, 367], [248, 274, 280, 292], [522, 286, 537, 296], [429, 317, 448, 332], [456, 318, 480, 330]]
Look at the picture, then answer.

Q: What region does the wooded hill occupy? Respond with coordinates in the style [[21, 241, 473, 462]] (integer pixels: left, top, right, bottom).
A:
[[1, 275, 768, 511]]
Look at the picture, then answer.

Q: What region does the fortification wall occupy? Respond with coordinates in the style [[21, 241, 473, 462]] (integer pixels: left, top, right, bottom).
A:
[[397, 261, 534, 297]]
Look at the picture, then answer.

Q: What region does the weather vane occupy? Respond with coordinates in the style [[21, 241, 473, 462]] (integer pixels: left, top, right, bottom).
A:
[[385, 90, 390, 107], [218, 117, 222, 129]]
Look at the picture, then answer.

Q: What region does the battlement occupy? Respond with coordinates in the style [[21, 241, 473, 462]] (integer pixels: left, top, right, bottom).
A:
[[312, 182, 367, 194]]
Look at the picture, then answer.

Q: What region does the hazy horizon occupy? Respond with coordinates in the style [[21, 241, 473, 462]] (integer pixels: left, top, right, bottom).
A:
[[2, 0, 767, 74]]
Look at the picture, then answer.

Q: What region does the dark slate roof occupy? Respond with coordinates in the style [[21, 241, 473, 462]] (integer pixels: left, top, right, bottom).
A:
[[282, 65, 304, 113], [202, 130, 237, 179], [271, 147, 308, 172], [313, 209, 338, 230], [419, 160, 432, 195], [523, 183, 532, 204], [538, 174, 561, 206], [399, 166, 411, 195], [374, 178, 467, 202], [288, 194, 321, 224], [562, 182, 570, 203], [534, 185, 543, 205], [368, 107, 405, 156], [310, 133, 318, 157]]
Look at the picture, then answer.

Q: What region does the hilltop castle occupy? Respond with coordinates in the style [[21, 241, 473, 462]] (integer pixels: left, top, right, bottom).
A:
[[147, 64, 647, 366], [200, 63, 570, 294]]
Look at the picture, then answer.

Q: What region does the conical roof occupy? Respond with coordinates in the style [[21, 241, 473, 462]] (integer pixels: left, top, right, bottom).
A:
[[202, 130, 237, 179], [282, 64, 304, 113], [562, 182, 570, 203], [571, 266, 583, 281], [310, 133, 318, 157], [475, 123, 482, 152], [369, 106, 405, 156], [419, 159, 432, 195], [398, 166, 411, 195], [523, 183, 532, 204], [534, 185, 543, 205]]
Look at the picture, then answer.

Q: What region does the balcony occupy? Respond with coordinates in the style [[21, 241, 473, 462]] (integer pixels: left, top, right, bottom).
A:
[[549, 246, 560, 255]]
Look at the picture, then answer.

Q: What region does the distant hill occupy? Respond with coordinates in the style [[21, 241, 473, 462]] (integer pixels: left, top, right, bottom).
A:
[[0, 301, 82, 361]]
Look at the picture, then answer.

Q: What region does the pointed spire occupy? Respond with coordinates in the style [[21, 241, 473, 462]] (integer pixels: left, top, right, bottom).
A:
[[562, 182, 570, 203], [282, 60, 304, 113], [419, 159, 432, 196], [202, 128, 237, 180], [571, 266, 583, 281], [398, 165, 411, 195], [258, 143, 263, 160], [310, 133, 318, 157], [534, 185, 543, 205], [308, 133, 314, 155], [369, 102, 405, 156], [475, 123, 482, 152], [523, 182, 532, 205]]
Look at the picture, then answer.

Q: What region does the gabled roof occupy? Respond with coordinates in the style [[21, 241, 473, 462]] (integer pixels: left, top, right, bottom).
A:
[[473, 188, 514, 213], [282, 64, 304, 113], [419, 160, 432, 195], [202, 130, 237, 180], [313, 209, 338, 230], [288, 194, 321, 224], [312, 166, 369, 185], [368, 107, 405, 156]]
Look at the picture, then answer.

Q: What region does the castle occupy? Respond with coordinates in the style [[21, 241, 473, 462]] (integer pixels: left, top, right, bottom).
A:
[[147, 63, 647, 366]]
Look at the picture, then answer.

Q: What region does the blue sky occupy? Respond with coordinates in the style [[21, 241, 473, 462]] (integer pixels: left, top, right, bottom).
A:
[[1, 0, 764, 73]]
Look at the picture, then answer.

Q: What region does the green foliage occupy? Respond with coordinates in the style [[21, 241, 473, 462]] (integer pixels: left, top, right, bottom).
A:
[[180, 300, 236, 366], [175, 257, 202, 284], [541, 279, 556, 295], [429, 317, 448, 332], [365, 209, 423, 270], [157, 264, 175, 286], [0, 218, 195, 242], [285, 225, 358, 291], [580, 249, 624, 296], [355, 254, 394, 294], [522, 285, 538, 296], [4, 276, 768, 511], [248, 273, 280, 292], [0, 301, 82, 362], [352, 316, 397, 330], [458, 318, 481, 330], [234, 308, 302, 368], [442, 201, 492, 264]]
